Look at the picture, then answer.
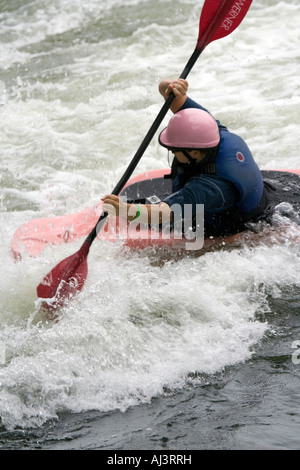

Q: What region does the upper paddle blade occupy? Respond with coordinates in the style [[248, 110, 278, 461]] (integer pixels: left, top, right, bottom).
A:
[[197, 0, 253, 51], [37, 240, 90, 314]]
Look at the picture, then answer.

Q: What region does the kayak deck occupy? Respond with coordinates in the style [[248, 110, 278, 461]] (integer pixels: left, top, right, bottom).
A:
[[11, 168, 300, 259]]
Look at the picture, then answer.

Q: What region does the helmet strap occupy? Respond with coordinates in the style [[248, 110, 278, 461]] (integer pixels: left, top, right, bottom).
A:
[[182, 150, 196, 166], [181, 149, 217, 174]]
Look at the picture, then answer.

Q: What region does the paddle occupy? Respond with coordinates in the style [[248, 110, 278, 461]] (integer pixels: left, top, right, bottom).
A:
[[37, 0, 253, 312]]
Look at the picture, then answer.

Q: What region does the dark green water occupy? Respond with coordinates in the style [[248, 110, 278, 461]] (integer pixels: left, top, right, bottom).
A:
[[1, 291, 299, 450]]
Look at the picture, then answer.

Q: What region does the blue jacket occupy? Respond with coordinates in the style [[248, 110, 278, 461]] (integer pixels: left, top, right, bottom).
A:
[[216, 129, 263, 214]]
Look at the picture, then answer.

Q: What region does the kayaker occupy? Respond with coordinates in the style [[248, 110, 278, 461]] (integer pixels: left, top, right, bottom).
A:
[[102, 78, 268, 237]]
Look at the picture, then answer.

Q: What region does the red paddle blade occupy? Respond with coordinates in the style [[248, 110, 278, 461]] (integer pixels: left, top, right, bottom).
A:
[[198, 0, 253, 51], [37, 240, 90, 315]]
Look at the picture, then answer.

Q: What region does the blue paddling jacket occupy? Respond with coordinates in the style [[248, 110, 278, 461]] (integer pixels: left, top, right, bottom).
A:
[[216, 129, 264, 215]]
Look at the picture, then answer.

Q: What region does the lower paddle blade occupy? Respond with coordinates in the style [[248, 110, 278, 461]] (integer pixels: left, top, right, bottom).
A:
[[198, 0, 253, 50], [37, 240, 90, 313]]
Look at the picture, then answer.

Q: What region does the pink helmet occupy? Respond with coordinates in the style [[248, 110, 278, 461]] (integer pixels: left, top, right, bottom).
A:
[[159, 108, 220, 149]]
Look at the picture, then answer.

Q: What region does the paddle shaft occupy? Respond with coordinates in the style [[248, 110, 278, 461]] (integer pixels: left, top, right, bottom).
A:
[[112, 49, 202, 196]]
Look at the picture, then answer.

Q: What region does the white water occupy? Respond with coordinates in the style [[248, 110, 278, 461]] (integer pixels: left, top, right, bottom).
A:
[[0, 0, 300, 430]]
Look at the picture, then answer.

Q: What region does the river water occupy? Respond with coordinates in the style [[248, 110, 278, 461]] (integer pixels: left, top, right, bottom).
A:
[[0, 0, 300, 451]]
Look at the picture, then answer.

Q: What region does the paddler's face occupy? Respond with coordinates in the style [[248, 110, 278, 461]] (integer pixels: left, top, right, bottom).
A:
[[172, 149, 206, 164]]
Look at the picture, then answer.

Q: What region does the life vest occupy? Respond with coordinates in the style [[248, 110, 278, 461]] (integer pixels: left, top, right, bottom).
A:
[[215, 130, 264, 215]]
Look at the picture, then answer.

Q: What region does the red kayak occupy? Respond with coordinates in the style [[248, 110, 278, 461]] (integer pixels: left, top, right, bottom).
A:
[[11, 168, 300, 260]]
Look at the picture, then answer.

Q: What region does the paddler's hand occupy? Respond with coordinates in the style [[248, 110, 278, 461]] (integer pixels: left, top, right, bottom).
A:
[[165, 79, 189, 98], [102, 195, 140, 221], [102, 195, 171, 225], [159, 78, 188, 113], [102, 195, 126, 217]]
